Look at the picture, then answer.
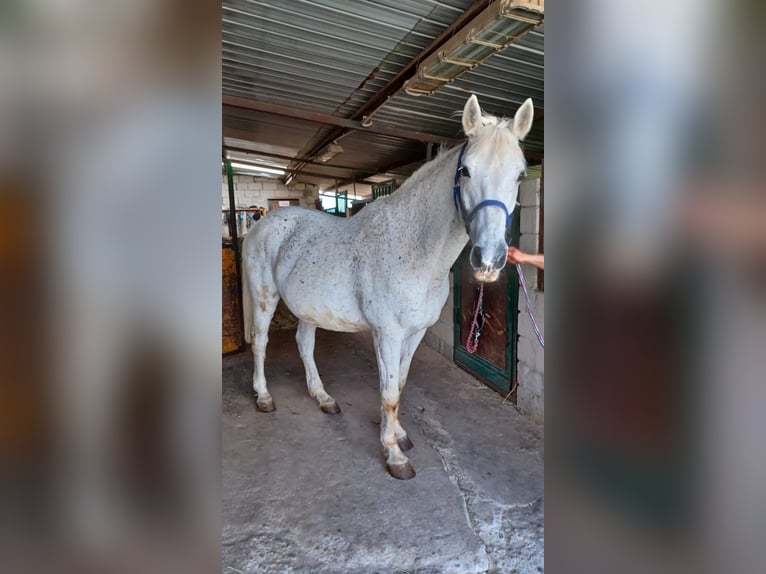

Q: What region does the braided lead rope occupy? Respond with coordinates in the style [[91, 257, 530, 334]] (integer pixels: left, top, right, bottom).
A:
[[465, 282, 484, 354], [516, 263, 545, 348]]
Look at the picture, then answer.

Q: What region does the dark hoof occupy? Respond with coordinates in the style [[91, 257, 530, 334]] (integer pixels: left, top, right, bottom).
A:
[[397, 436, 414, 451], [256, 399, 276, 413], [320, 401, 341, 415], [386, 461, 416, 480]]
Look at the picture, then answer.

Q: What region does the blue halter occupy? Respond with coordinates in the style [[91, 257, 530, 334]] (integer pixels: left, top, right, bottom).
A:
[[452, 142, 513, 241]]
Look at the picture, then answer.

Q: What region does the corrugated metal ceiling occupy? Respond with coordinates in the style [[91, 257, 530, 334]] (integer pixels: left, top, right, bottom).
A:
[[222, 0, 544, 189]]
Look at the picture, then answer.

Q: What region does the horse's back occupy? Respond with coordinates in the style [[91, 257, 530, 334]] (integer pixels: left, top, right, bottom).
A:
[[244, 207, 334, 260]]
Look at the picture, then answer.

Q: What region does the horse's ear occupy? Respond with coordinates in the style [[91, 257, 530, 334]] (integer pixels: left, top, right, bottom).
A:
[[462, 95, 483, 138], [512, 98, 534, 140]]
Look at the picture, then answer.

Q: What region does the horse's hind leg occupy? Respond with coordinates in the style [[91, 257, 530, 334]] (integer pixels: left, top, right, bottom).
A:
[[250, 282, 279, 412], [296, 320, 340, 414]]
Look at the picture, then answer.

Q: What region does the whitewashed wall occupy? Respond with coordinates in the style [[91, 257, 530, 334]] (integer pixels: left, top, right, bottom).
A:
[[516, 178, 544, 423], [423, 271, 455, 359], [221, 175, 318, 209]]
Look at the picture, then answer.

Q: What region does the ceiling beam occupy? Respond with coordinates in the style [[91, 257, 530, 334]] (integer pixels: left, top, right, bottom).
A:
[[223, 145, 413, 177], [291, 1, 491, 181], [223, 96, 459, 146], [352, 0, 493, 125]]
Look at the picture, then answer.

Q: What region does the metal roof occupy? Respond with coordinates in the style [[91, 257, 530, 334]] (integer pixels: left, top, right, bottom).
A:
[[222, 0, 544, 189]]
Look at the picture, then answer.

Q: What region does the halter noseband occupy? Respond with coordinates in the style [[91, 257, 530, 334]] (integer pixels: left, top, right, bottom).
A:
[[452, 142, 513, 241]]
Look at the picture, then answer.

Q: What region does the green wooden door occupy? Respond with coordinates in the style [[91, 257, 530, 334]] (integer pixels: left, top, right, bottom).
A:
[[453, 208, 521, 395]]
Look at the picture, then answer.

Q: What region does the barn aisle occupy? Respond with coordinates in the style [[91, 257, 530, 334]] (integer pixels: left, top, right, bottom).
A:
[[223, 330, 543, 574]]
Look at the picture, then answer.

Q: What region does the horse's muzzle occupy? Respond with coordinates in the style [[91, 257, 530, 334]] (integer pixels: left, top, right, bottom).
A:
[[469, 245, 506, 283]]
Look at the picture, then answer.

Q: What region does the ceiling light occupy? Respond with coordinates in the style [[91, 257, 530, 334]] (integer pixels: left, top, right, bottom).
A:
[[316, 143, 344, 163], [404, 0, 544, 97], [230, 162, 285, 176]]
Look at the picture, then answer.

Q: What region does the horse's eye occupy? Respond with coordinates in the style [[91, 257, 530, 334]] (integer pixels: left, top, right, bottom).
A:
[[460, 166, 471, 178]]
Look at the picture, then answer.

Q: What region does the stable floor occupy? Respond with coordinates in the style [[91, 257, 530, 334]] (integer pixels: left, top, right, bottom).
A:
[[223, 330, 543, 574]]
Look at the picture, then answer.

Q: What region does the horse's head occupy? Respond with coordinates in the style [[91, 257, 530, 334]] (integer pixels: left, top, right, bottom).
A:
[[458, 95, 533, 283]]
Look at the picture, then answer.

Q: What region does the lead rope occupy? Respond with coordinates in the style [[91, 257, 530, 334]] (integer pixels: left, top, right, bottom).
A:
[[516, 263, 545, 348], [465, 283, 484, 354], [465, 265, 544, 354]]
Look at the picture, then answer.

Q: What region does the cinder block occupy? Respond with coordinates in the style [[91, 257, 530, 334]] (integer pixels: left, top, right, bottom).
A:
[[517, 306, 543, 341], [520, 206, 540, 234], [423, 331, 440, 354], [517, 335, 536, 369], [519, 233, 539, 255], [533, 292, 544, 318], [431, 319, 452, 346], [534, 338, 544, 373], [516, 380, 544, 424], [518, 260, 538, 289], [519, 182, 539, 207]]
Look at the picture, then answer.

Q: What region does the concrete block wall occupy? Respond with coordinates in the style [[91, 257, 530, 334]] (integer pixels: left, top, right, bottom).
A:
[[221, 175, 318, 209], [515, 178, 544, 423], [423, 271, 454, 360]]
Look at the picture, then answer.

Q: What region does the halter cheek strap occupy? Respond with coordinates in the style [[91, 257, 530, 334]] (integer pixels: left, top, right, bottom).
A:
[[452, 142, 513, 239]]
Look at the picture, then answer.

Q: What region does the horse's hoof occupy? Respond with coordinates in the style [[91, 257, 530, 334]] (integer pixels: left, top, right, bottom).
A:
[[320, 401, 341, 415], [397, 436, 414, 451], [256, 399, 276, 413], [386, 461, 416, 480]]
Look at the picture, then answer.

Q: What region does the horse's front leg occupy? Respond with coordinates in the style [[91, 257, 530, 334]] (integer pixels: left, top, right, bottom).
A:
[[393, 328, 427, 452], [373, 331, 414, 480]]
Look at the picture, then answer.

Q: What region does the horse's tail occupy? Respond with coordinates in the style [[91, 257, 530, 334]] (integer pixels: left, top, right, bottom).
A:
[[241, 251, 253, 345]]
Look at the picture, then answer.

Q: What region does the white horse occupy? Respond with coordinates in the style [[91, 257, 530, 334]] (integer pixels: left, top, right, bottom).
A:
[[242, 95, 533, 479]]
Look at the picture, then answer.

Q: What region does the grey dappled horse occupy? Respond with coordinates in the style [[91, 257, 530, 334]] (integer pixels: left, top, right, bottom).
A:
[[242, 95, 533, 479]]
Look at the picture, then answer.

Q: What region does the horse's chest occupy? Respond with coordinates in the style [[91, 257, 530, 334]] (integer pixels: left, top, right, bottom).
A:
[[391, 278, 449, 328]]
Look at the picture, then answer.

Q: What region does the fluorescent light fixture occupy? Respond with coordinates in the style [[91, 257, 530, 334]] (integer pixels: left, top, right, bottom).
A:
[[404, 0, 544, 97], [316, 143, 344, 163], [285, 174, 294, 185], [230, 162, 285, 176]]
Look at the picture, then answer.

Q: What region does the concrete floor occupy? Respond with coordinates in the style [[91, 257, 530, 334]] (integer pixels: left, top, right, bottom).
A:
[[223, 330, 543, 574]]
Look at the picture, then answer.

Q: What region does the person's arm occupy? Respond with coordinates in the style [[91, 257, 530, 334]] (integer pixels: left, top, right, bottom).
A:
[[507, 246, 544, 270]]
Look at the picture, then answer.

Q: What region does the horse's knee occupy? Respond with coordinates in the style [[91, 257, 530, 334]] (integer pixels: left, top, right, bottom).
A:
[[381, 388, 400, 410]]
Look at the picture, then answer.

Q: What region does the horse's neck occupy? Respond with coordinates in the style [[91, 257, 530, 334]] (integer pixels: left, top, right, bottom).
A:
[[389, 147, 468, 277]]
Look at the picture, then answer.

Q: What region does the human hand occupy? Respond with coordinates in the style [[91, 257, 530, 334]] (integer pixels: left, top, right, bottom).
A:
[[506, 246, 527, 264]]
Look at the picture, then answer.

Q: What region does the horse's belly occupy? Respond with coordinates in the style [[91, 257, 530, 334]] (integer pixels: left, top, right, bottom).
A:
[[281, 284, 368, 333], [300, 309, 367, 332], [289, 301, 368, 332]]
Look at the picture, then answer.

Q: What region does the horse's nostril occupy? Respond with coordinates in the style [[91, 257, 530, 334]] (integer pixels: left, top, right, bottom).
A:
[[469, 245, 483, 269], [494, 251, 507, 269]]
